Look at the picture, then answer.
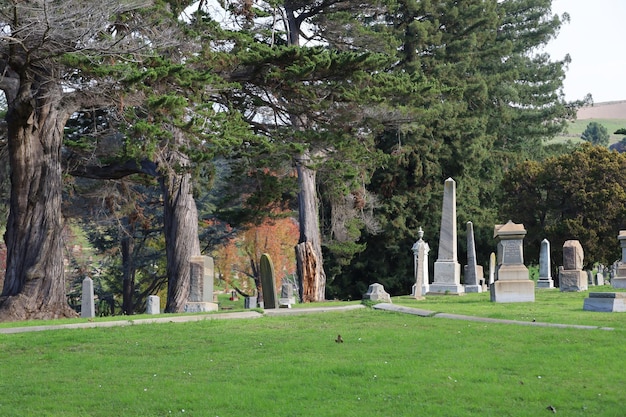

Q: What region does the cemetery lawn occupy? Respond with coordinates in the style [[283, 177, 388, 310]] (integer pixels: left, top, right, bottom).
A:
[[0, 306, 624, 417]]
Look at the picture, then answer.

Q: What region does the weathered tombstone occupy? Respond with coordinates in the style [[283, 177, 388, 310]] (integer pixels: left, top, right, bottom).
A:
[[260, 253, 278, 309], [81, 277, 96, 318], [583, 292, 626, 312], [146, 295, 160, 314], [596, 272, 605, 286], [488, 252, 496, 286], [612, 231, 626, 289], [464, 221, 482, 293], [363, 283, 392, 303], [586, 270, 595, 286], [537, 238, 554, 288], [411, 227, 430, 298], [490, 221, 534, 303], [279, 282, 296, 308], [184, 256, 219, 312], [429, 178, 464, 295], [558, 240, 588, 292], [244, 296, 257, 309]]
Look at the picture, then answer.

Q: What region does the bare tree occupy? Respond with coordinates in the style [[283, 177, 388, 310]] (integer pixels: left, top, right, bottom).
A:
[[0, 0, 170, 320]]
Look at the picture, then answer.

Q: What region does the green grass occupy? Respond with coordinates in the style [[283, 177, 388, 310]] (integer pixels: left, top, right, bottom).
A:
[[552, 118, 626, 145], [393, 287, 626, 330], [0, 296, 624, 416]]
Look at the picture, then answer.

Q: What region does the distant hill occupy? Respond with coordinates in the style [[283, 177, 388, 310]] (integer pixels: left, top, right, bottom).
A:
[[577, 100, 626, 120]]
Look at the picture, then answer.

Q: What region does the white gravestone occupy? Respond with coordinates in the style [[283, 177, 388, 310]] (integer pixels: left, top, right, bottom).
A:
[[146, 295, 160, 314]]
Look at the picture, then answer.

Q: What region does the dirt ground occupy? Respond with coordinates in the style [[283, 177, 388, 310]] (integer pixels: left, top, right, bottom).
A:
[[578, 100, 626, 120]]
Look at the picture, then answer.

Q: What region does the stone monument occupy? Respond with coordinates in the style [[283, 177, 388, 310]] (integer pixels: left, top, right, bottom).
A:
[[558, 240, 587, 292], [411, 227, 430, 298], [279, 282, 296, 308], [537, 238, 554, 288], [184, 255, 219, 312], [146, 295, 160, 314], [81, 277, 96, 318], [464, 221, 483, 293], [490, 221, 534, 302], [363, 283, 392, 303], [583, 292, 626, 312], [260, 253, 278, 309], [612, 231, 626, 289], [429, 178, 464, 295], [488, 252, 496, 286]]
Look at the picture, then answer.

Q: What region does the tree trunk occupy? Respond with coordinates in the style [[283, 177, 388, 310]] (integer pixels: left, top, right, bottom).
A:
[[162, 130, 201, 312], [295, 154, 326, 302], [121, 233, 135, 315], [0, 89, 76, 321]]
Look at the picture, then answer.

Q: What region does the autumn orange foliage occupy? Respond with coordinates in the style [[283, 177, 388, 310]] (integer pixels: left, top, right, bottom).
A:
[[213, 213, 299, 295]]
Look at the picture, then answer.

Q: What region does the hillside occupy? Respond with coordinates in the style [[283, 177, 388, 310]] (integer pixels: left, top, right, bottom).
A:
[[577, 100, 626, 120]]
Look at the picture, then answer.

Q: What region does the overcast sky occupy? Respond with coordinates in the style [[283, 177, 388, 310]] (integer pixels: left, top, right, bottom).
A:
[[545, 0, 626, 103]]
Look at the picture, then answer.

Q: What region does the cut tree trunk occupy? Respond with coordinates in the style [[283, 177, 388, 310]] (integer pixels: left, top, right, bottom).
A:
[[0, 90, 77, 321], [295, 154, 326, 302]]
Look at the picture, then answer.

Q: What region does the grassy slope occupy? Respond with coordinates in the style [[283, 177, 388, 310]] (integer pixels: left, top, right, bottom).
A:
[[552, 118, 626, 145]]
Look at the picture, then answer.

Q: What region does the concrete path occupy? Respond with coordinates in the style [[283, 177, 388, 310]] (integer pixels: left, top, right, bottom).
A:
[[0, 302, 616, 333], [372, 303, 616, 331]]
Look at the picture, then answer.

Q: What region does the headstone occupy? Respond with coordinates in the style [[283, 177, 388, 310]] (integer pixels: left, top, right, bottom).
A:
[[488, 252, 496, 286], [363, 283, 392, 303], [559, 240, 588, 292], [81, 277, 95, 318], [429, 178, 464, 295], [583, 292, 626, 312], [586, 270, 594, 286], [490, 221, 534, 303], [146, 295, 160, 314], [596, 272, 605, 286], [537, 238, 554, 288], [464, 221, 482, 293], [612, 231, 626, 289], [260, 253, 278, 309], [411, 227, 430, 298], [279, 282, 296, 308], [184, 256, 219, 312], [244, 296, 257, 309]]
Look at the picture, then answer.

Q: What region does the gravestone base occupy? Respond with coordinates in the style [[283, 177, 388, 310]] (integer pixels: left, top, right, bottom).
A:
[[464, 284, 482, 293], [559, 270, 588, 292], [411, 284, 425, 300], [430, 261, 464, 294], [363, 283, 392, 303], [279, 297, 296, 308], [611, 277, 626, 289], [490, 280, 535, 303], [536, 278, 554, 288], [184, 302, 218, 313], [583, 292, 626, 312]]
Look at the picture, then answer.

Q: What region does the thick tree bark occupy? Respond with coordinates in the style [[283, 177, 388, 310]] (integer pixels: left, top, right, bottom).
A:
[[162, 130, 201, 313], [0, 88, 77, 321], [295, 154, 326, 302]]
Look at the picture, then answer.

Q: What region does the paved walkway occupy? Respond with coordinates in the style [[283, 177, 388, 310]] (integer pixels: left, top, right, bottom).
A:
[[0, 302, 616, 333]]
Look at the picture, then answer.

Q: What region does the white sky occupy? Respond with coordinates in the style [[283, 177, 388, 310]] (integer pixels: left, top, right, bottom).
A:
[[545, 0, 626, 103]]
